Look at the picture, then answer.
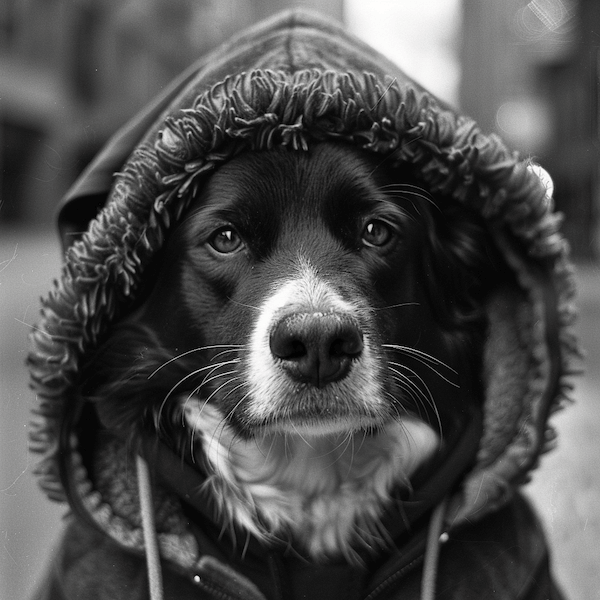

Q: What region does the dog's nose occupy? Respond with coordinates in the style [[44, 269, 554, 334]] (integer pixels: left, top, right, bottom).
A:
[[269, 313, 363, 387]]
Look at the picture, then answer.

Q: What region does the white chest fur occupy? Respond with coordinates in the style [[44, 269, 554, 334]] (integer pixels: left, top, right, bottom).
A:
[[184, 401, 439, 561]]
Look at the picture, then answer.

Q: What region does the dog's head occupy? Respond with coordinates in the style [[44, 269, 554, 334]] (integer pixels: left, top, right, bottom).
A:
[[84, 142, 498, 448], [77, 141, 507, 560]]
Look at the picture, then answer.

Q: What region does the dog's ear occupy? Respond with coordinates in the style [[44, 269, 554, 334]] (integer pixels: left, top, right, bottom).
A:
[[79, 319, 179, 440], [423, 201, 505, 332]]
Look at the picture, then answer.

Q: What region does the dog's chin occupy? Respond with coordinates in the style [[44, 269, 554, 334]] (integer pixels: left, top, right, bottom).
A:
[[182, 397, 440, 561], [228, 389, 394, 439], [245, 413, 387, 439]]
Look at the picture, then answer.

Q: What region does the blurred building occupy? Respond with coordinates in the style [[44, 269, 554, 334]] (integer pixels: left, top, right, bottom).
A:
[[345, 0, 462, 107], [461, 0, 599, 258], [0, 0, 342, 225], [1, 0, 598, 258]]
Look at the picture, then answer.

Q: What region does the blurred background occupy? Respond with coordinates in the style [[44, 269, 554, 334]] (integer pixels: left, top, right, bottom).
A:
[[1, 0, 598, 598]]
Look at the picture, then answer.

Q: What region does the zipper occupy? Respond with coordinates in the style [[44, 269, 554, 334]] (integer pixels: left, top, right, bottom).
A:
[[192, 573, 246, 600], [190, 563, 269, 600], [362, 554, 424, 600]]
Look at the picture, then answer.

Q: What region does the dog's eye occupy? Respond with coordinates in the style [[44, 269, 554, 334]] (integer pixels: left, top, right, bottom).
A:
[[361, 219, 394, 248], [208, 227, 244, 254]]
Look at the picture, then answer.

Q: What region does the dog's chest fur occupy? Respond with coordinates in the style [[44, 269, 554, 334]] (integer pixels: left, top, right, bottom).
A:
[[185, 402, 439, 560]]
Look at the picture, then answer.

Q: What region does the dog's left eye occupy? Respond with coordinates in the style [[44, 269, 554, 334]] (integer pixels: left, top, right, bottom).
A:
[[361, 219, 394, 248], [208, 227, 244, 254]]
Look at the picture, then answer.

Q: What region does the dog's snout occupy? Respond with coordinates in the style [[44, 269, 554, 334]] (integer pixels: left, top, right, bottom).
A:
[[269, 313, 364, 387]]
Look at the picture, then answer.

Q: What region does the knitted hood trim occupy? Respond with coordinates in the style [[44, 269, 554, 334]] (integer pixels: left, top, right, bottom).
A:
[[28, 12, 579, 545]]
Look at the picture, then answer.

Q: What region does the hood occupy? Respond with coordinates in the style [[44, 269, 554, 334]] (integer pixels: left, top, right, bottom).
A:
[[28, 7, 578, 571]]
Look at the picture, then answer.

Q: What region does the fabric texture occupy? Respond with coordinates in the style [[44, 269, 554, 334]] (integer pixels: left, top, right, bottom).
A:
[[27, 8, 578, 600], [30, 496, 564, 600]]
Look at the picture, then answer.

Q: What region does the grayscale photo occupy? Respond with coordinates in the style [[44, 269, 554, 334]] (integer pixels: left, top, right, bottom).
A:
[[1, 1, 597, 599]]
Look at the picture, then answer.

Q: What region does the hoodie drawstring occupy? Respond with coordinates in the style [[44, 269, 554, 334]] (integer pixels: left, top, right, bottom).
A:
[[137, 455, 165, 600], [420, 496, 448, 600]]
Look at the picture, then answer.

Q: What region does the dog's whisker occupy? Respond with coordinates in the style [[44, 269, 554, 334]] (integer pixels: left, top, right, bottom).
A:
[[221, 381, 248, 403], [148, 345, 243, 378], [203, 374, 242, 404], [388, 355, 459, 389], [259, 429, 281, 463], [336, 431, 355, 459], [315, 431, 354, 466], [187, 371, 230, 403], [160, 361, 235, 395], [224, 424, 247, 463], [380, 185, 433, 201], [156, 360, 238, 426], [391, 405, 406, 421], [395, 418, 436, 464], [210, 348, 244, 362], [339, 432, 357, 478], [383, 390, 410, 419], [194, 379, 243, 420], [389, 367, 439, 422], [378, 183, 438, 207], [404, 351, 453, 371], [203, 344, 245, 350], [241, 530, 252, 560], [373, 302, 420, 311], [208, 396, 251, 461], [382, 190, 434, 204], [227, 298, 261, 312], [388, 375, 428, 422], [196, 360, 240, 389], [189, 401, 212, 463], [388, 366, 443, 438], [219, 394, 251, 435], [157, 360, 239, 415], [388, 371, 432, 421], [385, 345, 459, 386], [199, 369, 240, 392], [357, 427, 370, 453], [387, 365, 435, 408], [388, 368, 435, 420], [184, 386, 204, 409], [384, 344, 457, 371], [290, 422, 316, 449]]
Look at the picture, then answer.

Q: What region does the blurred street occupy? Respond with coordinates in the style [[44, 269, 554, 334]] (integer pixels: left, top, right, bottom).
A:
[[0, 225, 598, 600]]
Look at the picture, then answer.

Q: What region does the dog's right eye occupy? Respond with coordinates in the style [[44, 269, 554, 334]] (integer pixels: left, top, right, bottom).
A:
[[208, 227, 244, 254], [361, 219, 395, 248]]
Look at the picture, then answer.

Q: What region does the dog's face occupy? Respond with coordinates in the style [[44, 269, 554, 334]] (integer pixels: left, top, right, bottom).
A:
[[89, 143, 489, 442], [156, 144, 445, 435], [84, 142, 498, 558]]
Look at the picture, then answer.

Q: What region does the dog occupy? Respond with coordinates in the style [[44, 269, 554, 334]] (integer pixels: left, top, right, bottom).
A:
[[80, 141, 499, 563]]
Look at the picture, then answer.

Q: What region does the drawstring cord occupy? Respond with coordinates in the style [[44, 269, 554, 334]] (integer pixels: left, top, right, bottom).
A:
[[137, 455, 165, 600], [420, 496, 448, 600]]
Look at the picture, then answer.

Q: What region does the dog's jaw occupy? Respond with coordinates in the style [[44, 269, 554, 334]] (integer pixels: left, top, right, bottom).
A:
[[183, 400, 439, 561]]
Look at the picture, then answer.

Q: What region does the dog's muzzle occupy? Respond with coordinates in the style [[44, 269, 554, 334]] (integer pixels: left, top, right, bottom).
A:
[[241, 261, 388, 433], [269, 312, 364, 388]]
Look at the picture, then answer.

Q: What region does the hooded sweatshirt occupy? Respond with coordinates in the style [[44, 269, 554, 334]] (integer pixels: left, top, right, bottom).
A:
[[28, 9, 579, 600]]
